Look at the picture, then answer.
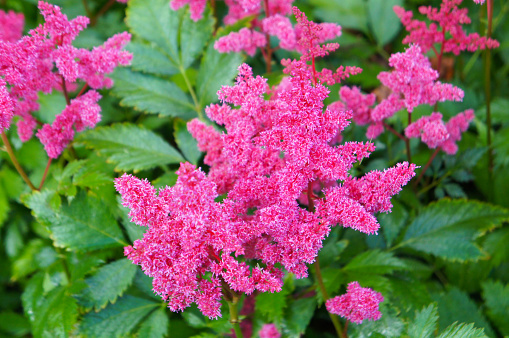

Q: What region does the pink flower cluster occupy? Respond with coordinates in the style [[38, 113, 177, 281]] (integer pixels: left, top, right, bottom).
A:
[[259, 323, 281, 338], [394, 0, 499, 56], [0, 9, 24, 43], [326, 282, 384, 324], [0, 2, 131, 158], [118, 9, 415, 320], [405, 109, 474, 154], [213, 3, 343, 58], [170, 0, 207, 21], [333, 45, 465, 140]]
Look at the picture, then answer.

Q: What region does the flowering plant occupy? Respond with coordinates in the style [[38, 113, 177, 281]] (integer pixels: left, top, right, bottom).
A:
[[0, 0, 508, 337]]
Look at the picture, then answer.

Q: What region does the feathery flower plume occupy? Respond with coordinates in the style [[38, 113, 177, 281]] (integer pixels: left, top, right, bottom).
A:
[[326, 282, 384, 324], [0, 9, 24, 42], [259, 324, 281, 338]]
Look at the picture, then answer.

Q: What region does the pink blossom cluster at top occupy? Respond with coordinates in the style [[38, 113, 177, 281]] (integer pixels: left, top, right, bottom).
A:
[[326, 282, 384, 324], [394, 0, 499, 56], [0, 10, 24, 42], [473, 0, 485, 3], [339, 44, 464, 139], [405, 109, 474, 154], [170, 0, 206, 21], [214, 4, 343, 59], [0, 2, 131, 158], [259, 324, 281, 338]]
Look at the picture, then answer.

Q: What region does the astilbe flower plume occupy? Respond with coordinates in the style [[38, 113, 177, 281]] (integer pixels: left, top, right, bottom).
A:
[[0, 2, 131, 158], [365, 44, 464, 139], [394, 0, 499, 56], [326, 282, 384, 324], [119, 9, 416, 320], [0, 9, 24, 42], [259, 323, 281, 338]]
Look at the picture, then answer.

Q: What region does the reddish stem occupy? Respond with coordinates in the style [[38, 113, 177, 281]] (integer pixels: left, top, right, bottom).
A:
[[39, 158, 52, 190], [414, 148, 440, 187], [262, 0, 272, 73], [76, 83, 89, 98], [91, 0, 116, 26], [382, 121, 406, 141], [61, 76, 71, 105], [1, 132, 37, 191]]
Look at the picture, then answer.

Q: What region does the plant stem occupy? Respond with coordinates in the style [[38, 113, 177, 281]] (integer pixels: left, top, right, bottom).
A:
[[314, 257, 346, 338], [1, 132, 37, 191], [61, 76, 71, 105], [179, 66, 204, 120], [91, 0, 116, 26], [405, 112, 412, 164], [39, 158, 52, 190], [485, 0, 494, 176], [82, 0, 92, 17], [262, 0, 273, 73], [227, 297, 244, 338], [414, 148, 439, 187], [382, 121, 406, 141]]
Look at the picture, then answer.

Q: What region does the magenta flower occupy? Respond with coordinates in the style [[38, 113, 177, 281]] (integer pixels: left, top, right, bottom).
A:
[[170, 0, 207, 21], [394, 0, 499, 56], [326, 282, 384, 324], [0, 9, 24, 43], [259, 323, 281, 338], [214, 28, 267, 56]]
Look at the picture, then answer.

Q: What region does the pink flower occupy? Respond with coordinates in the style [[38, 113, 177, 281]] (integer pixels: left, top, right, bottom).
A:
[[473, 0, 485, 3], [36, 90, 101, 158], [170, 0, 207, 21], [326, 282, 384, 324], [262, 15, 297, 50], [214, 28, 267, 56], [0, 10, 24, 42], [259, 323, 281, 338], [338, 86, 376, 125], [394, 1, 498, 55], [441, 109, 474, 154]]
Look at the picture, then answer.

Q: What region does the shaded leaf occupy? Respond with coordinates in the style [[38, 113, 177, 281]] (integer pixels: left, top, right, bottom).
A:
[[0, 311, 30, 337], [399, 199, 509, 261], [174, 119, 200, 165], [33, 287, 78, 338], [343, 250, 408, 275], [128, 41, 179, 76], [407, 304, 438, 338], [111, 68, 196, 119], [437, 322, 487, 338], [284, 297, 316, 336], [367, 0, 402, 46], [77, 123, 184, 172], [79, 295, 159, 337], [77, 259, 138, 311], [137, 307, 169, 338], [482, 280, 509, 336]]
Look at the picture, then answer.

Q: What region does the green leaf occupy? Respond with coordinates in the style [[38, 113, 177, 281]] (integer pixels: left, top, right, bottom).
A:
[[79, 295, 159, 337], [173, 118, 200, 165], [343, 250, 408, 275], [77, 259, 138, 311], [0, 311, 30, 336], [21, 273, 45, 323], [367, 0, 402, 46], [482, 280, 509, 336], [437, 322, 488, 338], [126, 0, 213, 70], [111, 68, 196, 118], [407, 304, 438, 338], [380, 200, 408, 247], [196, 43, 244, 107], [399, 199, 509, 261], [137, 307, 169, 338], [128, 41, 179, 76], [313, 0, 368, 33], [24, 190, 126, 252], [77, 123, 184, 172], [483, 226, 509, 266], [284, 297, 316, 336], [256, 276, 292, 322], [33, 286, 78, 338], [348, 306, 404, 338], [432, 287, 494, 337]]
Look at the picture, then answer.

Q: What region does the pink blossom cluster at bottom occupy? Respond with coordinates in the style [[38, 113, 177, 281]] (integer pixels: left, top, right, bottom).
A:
[[326, 281, 384, 324]]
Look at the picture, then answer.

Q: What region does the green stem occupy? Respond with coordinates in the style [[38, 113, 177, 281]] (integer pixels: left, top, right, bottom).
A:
[[1, 132, 37, 191], [414, 148, 440, 187], [485, 0, 494, 177], [179, 66, 204, 120], [226, 295, 243, 338], [314, 257, 346, 338], [405, 112, 412, 164]]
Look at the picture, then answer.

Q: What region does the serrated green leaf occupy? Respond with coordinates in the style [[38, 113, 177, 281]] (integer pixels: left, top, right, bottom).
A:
[[137, 307, 169, 338], [367, 0, 402, 46], [77, 123, 184, 172], [380, 200, 408, 248], [348, 306, 404, 338], [390, 278, 433, 319], [313, 0, 368, 33], [432, 287, 494, 337], [24, 190, 126, 252], [33, 286, 78, 338], [484, 226, 509, 266], [174, 118, 200, 165], [128, 41, 179, 76], [399, 199, 509, 261], [256, 277, 292, 322], [77, 259, 137, 311], [111, 68, 196, 118], [180, 7, 214, 69], [482, 280, 509, 336], [21, 273, 45, 323], [196, 43, 243, 107], [79, 295, 159, 337], [343, 250, 407, 275], [437, 322, 488, 338], [407, 304, 438, 338]]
